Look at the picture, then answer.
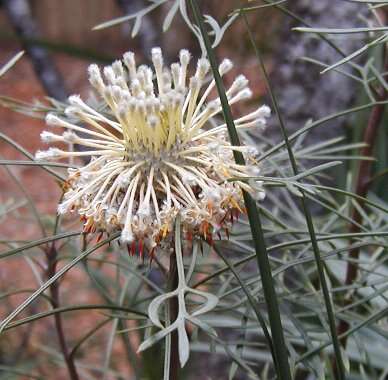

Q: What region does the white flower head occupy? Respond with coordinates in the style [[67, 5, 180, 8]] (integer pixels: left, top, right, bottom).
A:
[[37, 48, 270, 257]]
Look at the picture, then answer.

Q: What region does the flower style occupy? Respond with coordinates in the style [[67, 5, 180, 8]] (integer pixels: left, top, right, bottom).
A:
[[36, 48, 269, 256]]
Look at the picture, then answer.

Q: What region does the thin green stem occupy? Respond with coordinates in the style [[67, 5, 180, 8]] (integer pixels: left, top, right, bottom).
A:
[[69, 318, 111, 360], [336, 28, 388, 354], [258, 101, 388, 164], [214, 246, 276, 362], [190, 1, 292, 378], [0, 231, 81, 260], [0, 233, 120, 333], [168, 227, 180, 380], [241, 12, 346, 379], [0, 132, 66, 181], [2, 162, 47, 238]]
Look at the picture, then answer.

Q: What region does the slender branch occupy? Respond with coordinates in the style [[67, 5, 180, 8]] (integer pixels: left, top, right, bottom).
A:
[[167, 249, 179, 380], [335, 7, 388, 352], [189, 1, 292, 378], [80, 236, 143, 379], [46, 243, 80, 380], [3, 0, 68, 100], [336, 92, 387, 343], [343, 100, 387, 285]]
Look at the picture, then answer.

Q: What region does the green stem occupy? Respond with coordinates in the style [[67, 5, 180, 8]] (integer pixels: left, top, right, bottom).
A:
[[189, 1, 292, 378], [240, 12, 346, 379], [168, 246, 179, 380], [0, 233, 120, 333], [335, 34, 388, 358]]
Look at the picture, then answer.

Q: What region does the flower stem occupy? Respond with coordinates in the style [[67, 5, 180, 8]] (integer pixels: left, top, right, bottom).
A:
[[189, 2, 292, 378], [168, 248, 179, 380]]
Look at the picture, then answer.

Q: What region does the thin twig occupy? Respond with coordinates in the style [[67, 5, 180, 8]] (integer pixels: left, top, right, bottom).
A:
[[45, 243, 80, 380], [240, 10, 346, 379], [335, 5, 388, 359], [44, 193, 79, 379], [167, 249, 179, 380], [189, 1, 292, 378], [336, 71, 388, 345]]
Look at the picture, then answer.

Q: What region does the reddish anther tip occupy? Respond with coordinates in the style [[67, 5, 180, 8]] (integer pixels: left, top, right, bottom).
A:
[[139, 239, 144, 259], [96, 232, 103, 243], [131, 240, 136, 256], [149, 247, 156, 263]]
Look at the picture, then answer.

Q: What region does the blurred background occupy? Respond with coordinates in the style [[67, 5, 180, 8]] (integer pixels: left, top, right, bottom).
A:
[[0, 0, 375, 379]]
